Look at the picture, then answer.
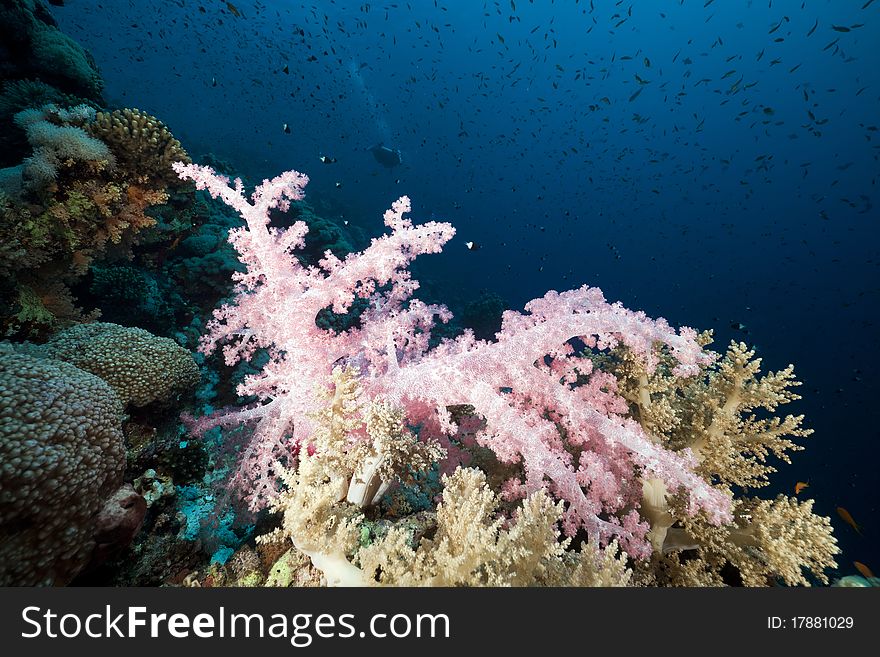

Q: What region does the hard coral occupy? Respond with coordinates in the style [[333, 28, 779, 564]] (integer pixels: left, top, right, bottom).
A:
[[40, 322, 199, 408], [1, 103, 188, 338], [0, 1, 104, 104], [0, 349, 133, 585], [0, 105, 171, 333], [87, 108, 190, 188]]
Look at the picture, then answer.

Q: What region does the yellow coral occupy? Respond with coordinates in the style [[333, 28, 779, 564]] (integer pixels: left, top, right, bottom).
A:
[[259, 339, 835, 587], [357, 468, 632, 587], [604, 337, 835, 586], [681, 342, 811, 490], [87, 108, 190, 187], [655, 494, 839, 587]]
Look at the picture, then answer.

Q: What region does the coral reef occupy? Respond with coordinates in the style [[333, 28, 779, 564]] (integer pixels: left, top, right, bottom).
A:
[[358, 468, 632, 586], [86, 108, 191, 188], [0, 348, 143, 585], [0, 103, 190, 337], [0, 0, 104, 166], [38, 322, 199, 408], [88, 264, 182, 334], [176, 162, 838, 587], [0, 321, 237, 586]]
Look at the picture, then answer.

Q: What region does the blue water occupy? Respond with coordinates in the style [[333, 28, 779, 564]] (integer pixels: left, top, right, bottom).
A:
[[53, 0, 879, 576]]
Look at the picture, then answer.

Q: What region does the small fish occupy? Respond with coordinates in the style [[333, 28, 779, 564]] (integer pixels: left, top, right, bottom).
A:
[[854, 561, 875, 579], [335, 181, 343, 188], [225, 2, 241, 17], [831, 25, 850, 32], [282, 65, 289, 74], [465, 241, 481, 251], [806, 19, 818, 36], [730, 321, 748, 332], [319, 155, 337, 164], [837, 506, 863, 535], [211, 76, 217, 87], [794, 481, 809, 495], [282, 123, 291, 134]]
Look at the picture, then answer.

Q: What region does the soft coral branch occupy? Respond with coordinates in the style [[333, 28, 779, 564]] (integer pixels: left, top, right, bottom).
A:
[[176, 162, 731, 556]]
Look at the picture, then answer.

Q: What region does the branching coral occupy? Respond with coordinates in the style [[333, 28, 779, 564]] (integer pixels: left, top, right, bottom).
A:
[[358, 468, 632, 587], [178, 162, 837, 586], [607, 337, 837, 585], [253, 368, 447, 585], [644, 495, 838, 587], [258, 369, 628, 587], [87, 108, 191, 188], [677, 342, 811, 490], [175, 163, 729, 561]]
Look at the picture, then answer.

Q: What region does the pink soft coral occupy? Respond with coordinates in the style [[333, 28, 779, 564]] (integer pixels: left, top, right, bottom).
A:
[[174, 162, 731, 556]]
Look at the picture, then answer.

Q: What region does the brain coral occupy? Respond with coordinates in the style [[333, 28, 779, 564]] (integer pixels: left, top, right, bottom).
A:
[[0, 350, 128, 585], [41, 322, 199, 408]]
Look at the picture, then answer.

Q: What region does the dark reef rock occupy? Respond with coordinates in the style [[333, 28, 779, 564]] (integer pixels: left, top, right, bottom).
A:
[[0, 0, 104, 166]]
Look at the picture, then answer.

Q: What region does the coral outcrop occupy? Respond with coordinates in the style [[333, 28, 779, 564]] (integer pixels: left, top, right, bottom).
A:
[[40, 322, 199, 407], [0, 0, 104, 167], [0, 348, 141, 585], [0, 104, 190, 337]]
